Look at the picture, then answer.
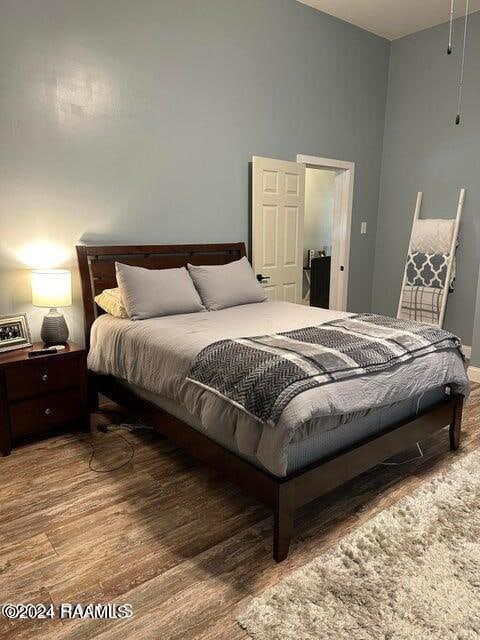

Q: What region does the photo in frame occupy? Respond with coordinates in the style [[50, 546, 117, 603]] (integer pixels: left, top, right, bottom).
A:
[[0, 313, 33, 353]]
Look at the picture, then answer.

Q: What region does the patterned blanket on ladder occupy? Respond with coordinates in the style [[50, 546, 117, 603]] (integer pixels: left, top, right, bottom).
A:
[[187, 314, 463, 426]]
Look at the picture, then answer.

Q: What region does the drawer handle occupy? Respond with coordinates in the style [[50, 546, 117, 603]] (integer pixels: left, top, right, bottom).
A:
[[42, 374, 48, 382], [45, 408, 52, 416]]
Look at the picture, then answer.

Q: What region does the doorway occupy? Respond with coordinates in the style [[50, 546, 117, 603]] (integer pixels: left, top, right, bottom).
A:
[[297, 155, 354, 311], [251, 154, 354, 311], [302, 167, 336, 307]]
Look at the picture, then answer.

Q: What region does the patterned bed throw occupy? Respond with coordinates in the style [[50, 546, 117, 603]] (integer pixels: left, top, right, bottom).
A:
[[187, 314, 462, 426], [399, 285, 443, 324], [406, 252, 449, 289], [399, 251, 455, 325]]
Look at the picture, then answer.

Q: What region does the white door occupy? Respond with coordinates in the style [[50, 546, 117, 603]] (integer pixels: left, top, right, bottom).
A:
[[252, 156, 305, 303]]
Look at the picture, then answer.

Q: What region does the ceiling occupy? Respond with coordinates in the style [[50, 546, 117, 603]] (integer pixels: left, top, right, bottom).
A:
[[297, 0, 480, 40]]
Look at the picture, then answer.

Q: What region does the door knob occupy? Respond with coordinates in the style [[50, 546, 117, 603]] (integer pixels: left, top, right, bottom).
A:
[[256, 274, 271, 282]]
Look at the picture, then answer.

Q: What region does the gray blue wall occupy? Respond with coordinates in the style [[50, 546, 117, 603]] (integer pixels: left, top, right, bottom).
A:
[[373, 13, 480, 344], [0, 0, 390, 343]]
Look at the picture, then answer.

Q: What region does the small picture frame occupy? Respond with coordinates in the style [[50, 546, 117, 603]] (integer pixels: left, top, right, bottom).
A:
[[0, 313, 33, 354]]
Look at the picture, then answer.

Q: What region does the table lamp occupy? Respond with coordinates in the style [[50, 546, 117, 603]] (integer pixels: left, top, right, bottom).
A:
[[31, 269, 72, 346]]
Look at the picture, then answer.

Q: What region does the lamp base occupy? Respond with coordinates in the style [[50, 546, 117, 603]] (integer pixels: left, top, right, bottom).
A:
[[41, 309, 69, 346]]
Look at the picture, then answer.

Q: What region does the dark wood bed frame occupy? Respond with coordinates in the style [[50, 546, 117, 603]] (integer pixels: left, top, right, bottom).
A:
[[76, 242, 464, 562]]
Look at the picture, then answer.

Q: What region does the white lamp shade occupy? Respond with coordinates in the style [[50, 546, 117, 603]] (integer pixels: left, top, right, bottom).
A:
[[31, 270, 72, 308]]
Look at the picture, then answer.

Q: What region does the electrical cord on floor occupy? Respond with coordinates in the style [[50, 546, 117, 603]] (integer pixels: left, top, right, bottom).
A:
[[380, 391, 426, 466], [380, 441, 424, 466], [83, 430, 134, 473], [78, 420, 148, 473]]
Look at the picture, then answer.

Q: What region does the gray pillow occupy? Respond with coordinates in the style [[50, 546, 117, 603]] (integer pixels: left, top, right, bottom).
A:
[[115, 262, 205, 320], [188, 256, 267, 311]]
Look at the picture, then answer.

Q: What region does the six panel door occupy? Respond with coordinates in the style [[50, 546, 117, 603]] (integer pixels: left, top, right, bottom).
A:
[[252, 156, 305, 303]]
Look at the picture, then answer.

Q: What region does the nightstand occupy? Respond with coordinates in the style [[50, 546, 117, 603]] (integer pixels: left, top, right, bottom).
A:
[[0, 342, 90, 456]]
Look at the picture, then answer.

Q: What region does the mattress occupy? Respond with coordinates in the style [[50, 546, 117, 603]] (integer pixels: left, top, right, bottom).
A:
[[122, 380, 446, 476], [88, 300, 469, 476]]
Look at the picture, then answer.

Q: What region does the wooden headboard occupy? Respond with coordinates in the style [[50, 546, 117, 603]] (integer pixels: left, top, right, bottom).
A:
[[76, 242, 247, 348]]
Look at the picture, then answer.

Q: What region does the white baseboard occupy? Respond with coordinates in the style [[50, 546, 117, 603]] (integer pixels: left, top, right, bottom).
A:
[[468, 366, 480, 383], [463, 344, 472, 359]]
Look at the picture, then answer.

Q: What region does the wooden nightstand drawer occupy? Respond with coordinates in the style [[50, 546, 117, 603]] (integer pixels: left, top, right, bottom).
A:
[[5, 357, 80, 401], [0, 342, 89, 455], [9, 389, 82, 437]]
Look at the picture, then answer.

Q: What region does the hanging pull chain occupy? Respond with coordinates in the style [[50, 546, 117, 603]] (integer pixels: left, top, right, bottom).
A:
[[448, 0, 455, 54], [456, 0, 469, 125]]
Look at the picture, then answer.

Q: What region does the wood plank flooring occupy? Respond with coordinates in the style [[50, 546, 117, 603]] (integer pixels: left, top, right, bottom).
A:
[[0, 385, 478, 640]]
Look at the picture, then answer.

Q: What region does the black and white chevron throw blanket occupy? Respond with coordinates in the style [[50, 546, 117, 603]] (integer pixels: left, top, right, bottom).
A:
[[186, 314, 463, 426]]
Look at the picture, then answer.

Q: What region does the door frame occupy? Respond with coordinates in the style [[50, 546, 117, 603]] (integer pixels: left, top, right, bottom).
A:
[[297, 154, 354, 312]]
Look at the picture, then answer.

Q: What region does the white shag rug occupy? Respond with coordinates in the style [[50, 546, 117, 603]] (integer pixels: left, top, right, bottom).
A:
[[238, 450, 480, 640]]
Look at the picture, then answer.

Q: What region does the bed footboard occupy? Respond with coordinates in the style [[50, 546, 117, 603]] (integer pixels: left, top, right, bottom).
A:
[[91, 372, 463, 563], [449, 394, 463, 450], [272, 393, 463, 562]]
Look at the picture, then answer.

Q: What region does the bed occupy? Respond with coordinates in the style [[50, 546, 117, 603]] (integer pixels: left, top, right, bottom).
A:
[[77, 242, 468, 562]]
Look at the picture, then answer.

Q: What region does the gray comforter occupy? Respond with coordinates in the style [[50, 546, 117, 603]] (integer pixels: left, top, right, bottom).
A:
[[88, 301, 469, 476]]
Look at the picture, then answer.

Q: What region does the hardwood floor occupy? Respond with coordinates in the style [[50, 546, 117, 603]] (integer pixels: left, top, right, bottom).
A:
[[0, 385, 478, 640]]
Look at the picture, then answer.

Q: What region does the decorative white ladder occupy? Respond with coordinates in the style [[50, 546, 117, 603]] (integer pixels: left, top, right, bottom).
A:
[[397, 188, 465, 328]]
